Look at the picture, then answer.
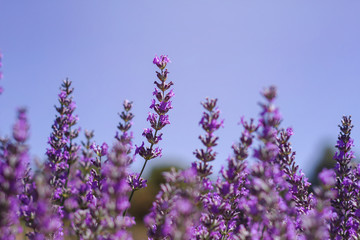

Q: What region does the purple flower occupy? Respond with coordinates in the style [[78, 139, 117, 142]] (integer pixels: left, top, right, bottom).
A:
[[147, 113, 157, 128], [276, 125, 313, 216], [44, 79, 80, 237], [6, 53, 360, 239], [142, 128, 162, 145], [286, 127, 294, 137], [319, 169, 336, 186], [130, 55, 175, 211], [99, 142, 134, 238], [145, 167, 201, 240], [158, 115, 170, 129], [0, 108, 30, 238], [116, 100, 135, 143], [24, 174, 63, 239], [127, 173, 147, 190], [101, 142, 108, 156], [12, 108, 30, 143], [90, 142, 108, 157], [194, 98, 224, 178], [135, 142, 145, 156], [153, 55, 171, 69], [330, 116, 358, 239]]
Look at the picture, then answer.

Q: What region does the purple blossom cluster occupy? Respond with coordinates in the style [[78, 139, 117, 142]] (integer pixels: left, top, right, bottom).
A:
[[2, 54, 360, 240], [330, 116, 359, 238], [130, 54, 174, 207], [1, 109, 29, 240]]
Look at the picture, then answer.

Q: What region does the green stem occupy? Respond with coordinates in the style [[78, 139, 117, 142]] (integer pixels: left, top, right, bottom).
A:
[[128, 159, 149, 201]]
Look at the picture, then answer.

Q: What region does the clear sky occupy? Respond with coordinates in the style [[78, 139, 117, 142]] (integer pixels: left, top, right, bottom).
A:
[[1, 1, 360, 178]]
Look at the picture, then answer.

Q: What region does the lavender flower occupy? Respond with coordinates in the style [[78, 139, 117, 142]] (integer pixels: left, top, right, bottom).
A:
[[0, 109, 29, 239], [302, 169, 336, 240], [276, 127, 313, 215], [130, 55, 174, 205], [135, 55, 174, 161], [99, 142, 135, 239], [193, 98, 224, 178], [13, 108, 30, 143], [20, 173, 63, 240], [191, 98, 225, 239], [255, 86, 281, 163], [45, 79, 80, 205], [90, 142, 109, 157], [44, 79, 81, 238], [212, 117, 258, 238], [127, 173, 147, 191], [70, 130, 100, 239], [254, 86, 314, 234], [229, 89, 299, 238], [239, 162, 298, 239], [153, 55, 171, 70], [4, 54, 360, 239], [353, 164, 360, 239], [330, 116, 359, 239], [115, 100, 134, 154], [106, 100, 138, 222], [145, 166, 201, 240]]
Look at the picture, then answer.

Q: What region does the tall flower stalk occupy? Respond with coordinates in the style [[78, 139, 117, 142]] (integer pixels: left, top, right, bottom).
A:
[[0, 108, 29, 240], [4, 54, 360, 239], [45, 79, 80, 238], [330, 116, 358, 239], [276, 128, 313, 216], [215, 117, 258, 238], [194, 98, 223, 178], [116, 100, 134, 153], [70, 130, 98, 239], [255, 86, 281, 163], [20, 172, 63, 240], [130, 55, 173, 203], [99, 142, 134, 239], [193, 98, 224, 239], [237, 87, 298, 239], [46, 79, 79, 203]]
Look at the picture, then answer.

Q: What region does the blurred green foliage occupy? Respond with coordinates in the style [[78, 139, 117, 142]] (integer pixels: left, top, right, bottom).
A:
[[309, 146, 336, 187]]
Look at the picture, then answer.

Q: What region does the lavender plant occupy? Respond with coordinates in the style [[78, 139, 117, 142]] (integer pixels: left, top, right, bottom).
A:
[[145, 166, 202, 240], [2, 54, 360, 240], [19, 172, 63, 240], [44, 79, 81, 238], [98, 142, 135, 239], [45, 79, 79, 202], [192, 98, 225, 239], [330, 116, 359, 239], [70, 130, 98, 239], [276, 127, 313, 216], [232, 87, 299, 239], [194, 98, 224, 178], [302, 169, 336, 240], [214, 117, 257, 238], [130, 55, 173, 204], [0, 109, 29, 240]]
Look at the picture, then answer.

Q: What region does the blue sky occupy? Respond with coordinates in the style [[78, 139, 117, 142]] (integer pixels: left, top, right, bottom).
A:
[[1, 1, 360, 178]]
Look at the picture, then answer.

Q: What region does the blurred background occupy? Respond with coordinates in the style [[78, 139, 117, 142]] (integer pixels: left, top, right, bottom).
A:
[[1, 1, 360, 238]]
